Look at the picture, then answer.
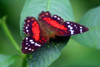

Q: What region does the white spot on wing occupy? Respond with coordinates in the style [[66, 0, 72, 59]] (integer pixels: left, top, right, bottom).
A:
[[35, 43, 41, 47], [32, 49, 34, 51], [70, 27, 73, 30], [80, 26, 82, 28], [66, 22, 70, 24], [71, 23, 73, 25], [70, 30, 74, 34], [28, 48, 31, 50], [57, 18, 60, 20], [68, 25, 73, 30], [80, 29, 83, 33], [28, 45, 30, 46], [30, 39, 33, 42], [31, 42, 34, 44], [74, 25, 76, 27], [26, 30, 29, 32], [29, 39, 34, 44], [54, 16, 57, 18], [25, 47, 28, 49], [26, 26, 28, 29], [26, 43, 28, 45], [26, 37, 28, 40], [68, 25, 71, 28]]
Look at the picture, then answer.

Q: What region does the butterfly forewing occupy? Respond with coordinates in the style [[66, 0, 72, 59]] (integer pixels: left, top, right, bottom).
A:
[[38, 11, 64, 24], [38, 11, 89, 36], [38, 11, 67, 36], [24, 17, 40, 36]]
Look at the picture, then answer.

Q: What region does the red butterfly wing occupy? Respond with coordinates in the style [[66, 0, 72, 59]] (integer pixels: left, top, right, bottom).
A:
[[22, 17, 49, 54], [24, 17, 39, 36], [38, 11, 89, 36], [55, 21, 89, 36], [38, 11, 64, 24]]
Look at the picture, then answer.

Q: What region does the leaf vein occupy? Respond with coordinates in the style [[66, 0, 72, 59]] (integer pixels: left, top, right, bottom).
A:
[[47, 0, 51, 11]]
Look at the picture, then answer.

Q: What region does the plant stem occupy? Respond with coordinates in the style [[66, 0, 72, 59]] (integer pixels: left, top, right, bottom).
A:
[[0, 16, 20, 52], [21, 55, 28, 67]]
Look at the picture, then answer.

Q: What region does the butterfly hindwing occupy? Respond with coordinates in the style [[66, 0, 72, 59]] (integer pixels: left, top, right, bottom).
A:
[[21, 36, 48, 54], [55, 21, 89, 36]]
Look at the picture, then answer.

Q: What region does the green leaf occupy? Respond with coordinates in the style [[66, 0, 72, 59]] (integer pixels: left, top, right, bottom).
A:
[[0, 54, 18, 67], [72, 6, 100, 49], [20, 0, 74, 67], [27, 36, 70, 67]]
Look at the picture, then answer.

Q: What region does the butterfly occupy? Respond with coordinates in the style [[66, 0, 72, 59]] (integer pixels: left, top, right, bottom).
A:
[[21, 11, 89, 54]]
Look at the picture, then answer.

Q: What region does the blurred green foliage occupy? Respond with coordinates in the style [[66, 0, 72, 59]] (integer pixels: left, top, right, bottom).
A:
[[0, 0, 100, 67]]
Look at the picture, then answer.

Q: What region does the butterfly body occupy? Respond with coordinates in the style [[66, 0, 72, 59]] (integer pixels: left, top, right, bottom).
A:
[[39, 21, 55, 38], [21, 11, 89, 54]]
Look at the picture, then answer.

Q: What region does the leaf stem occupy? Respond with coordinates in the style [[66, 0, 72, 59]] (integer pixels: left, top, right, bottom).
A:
[[47, 0, 51, 11], [0, 16, 20, 52], [21, 55, 28, 67]]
